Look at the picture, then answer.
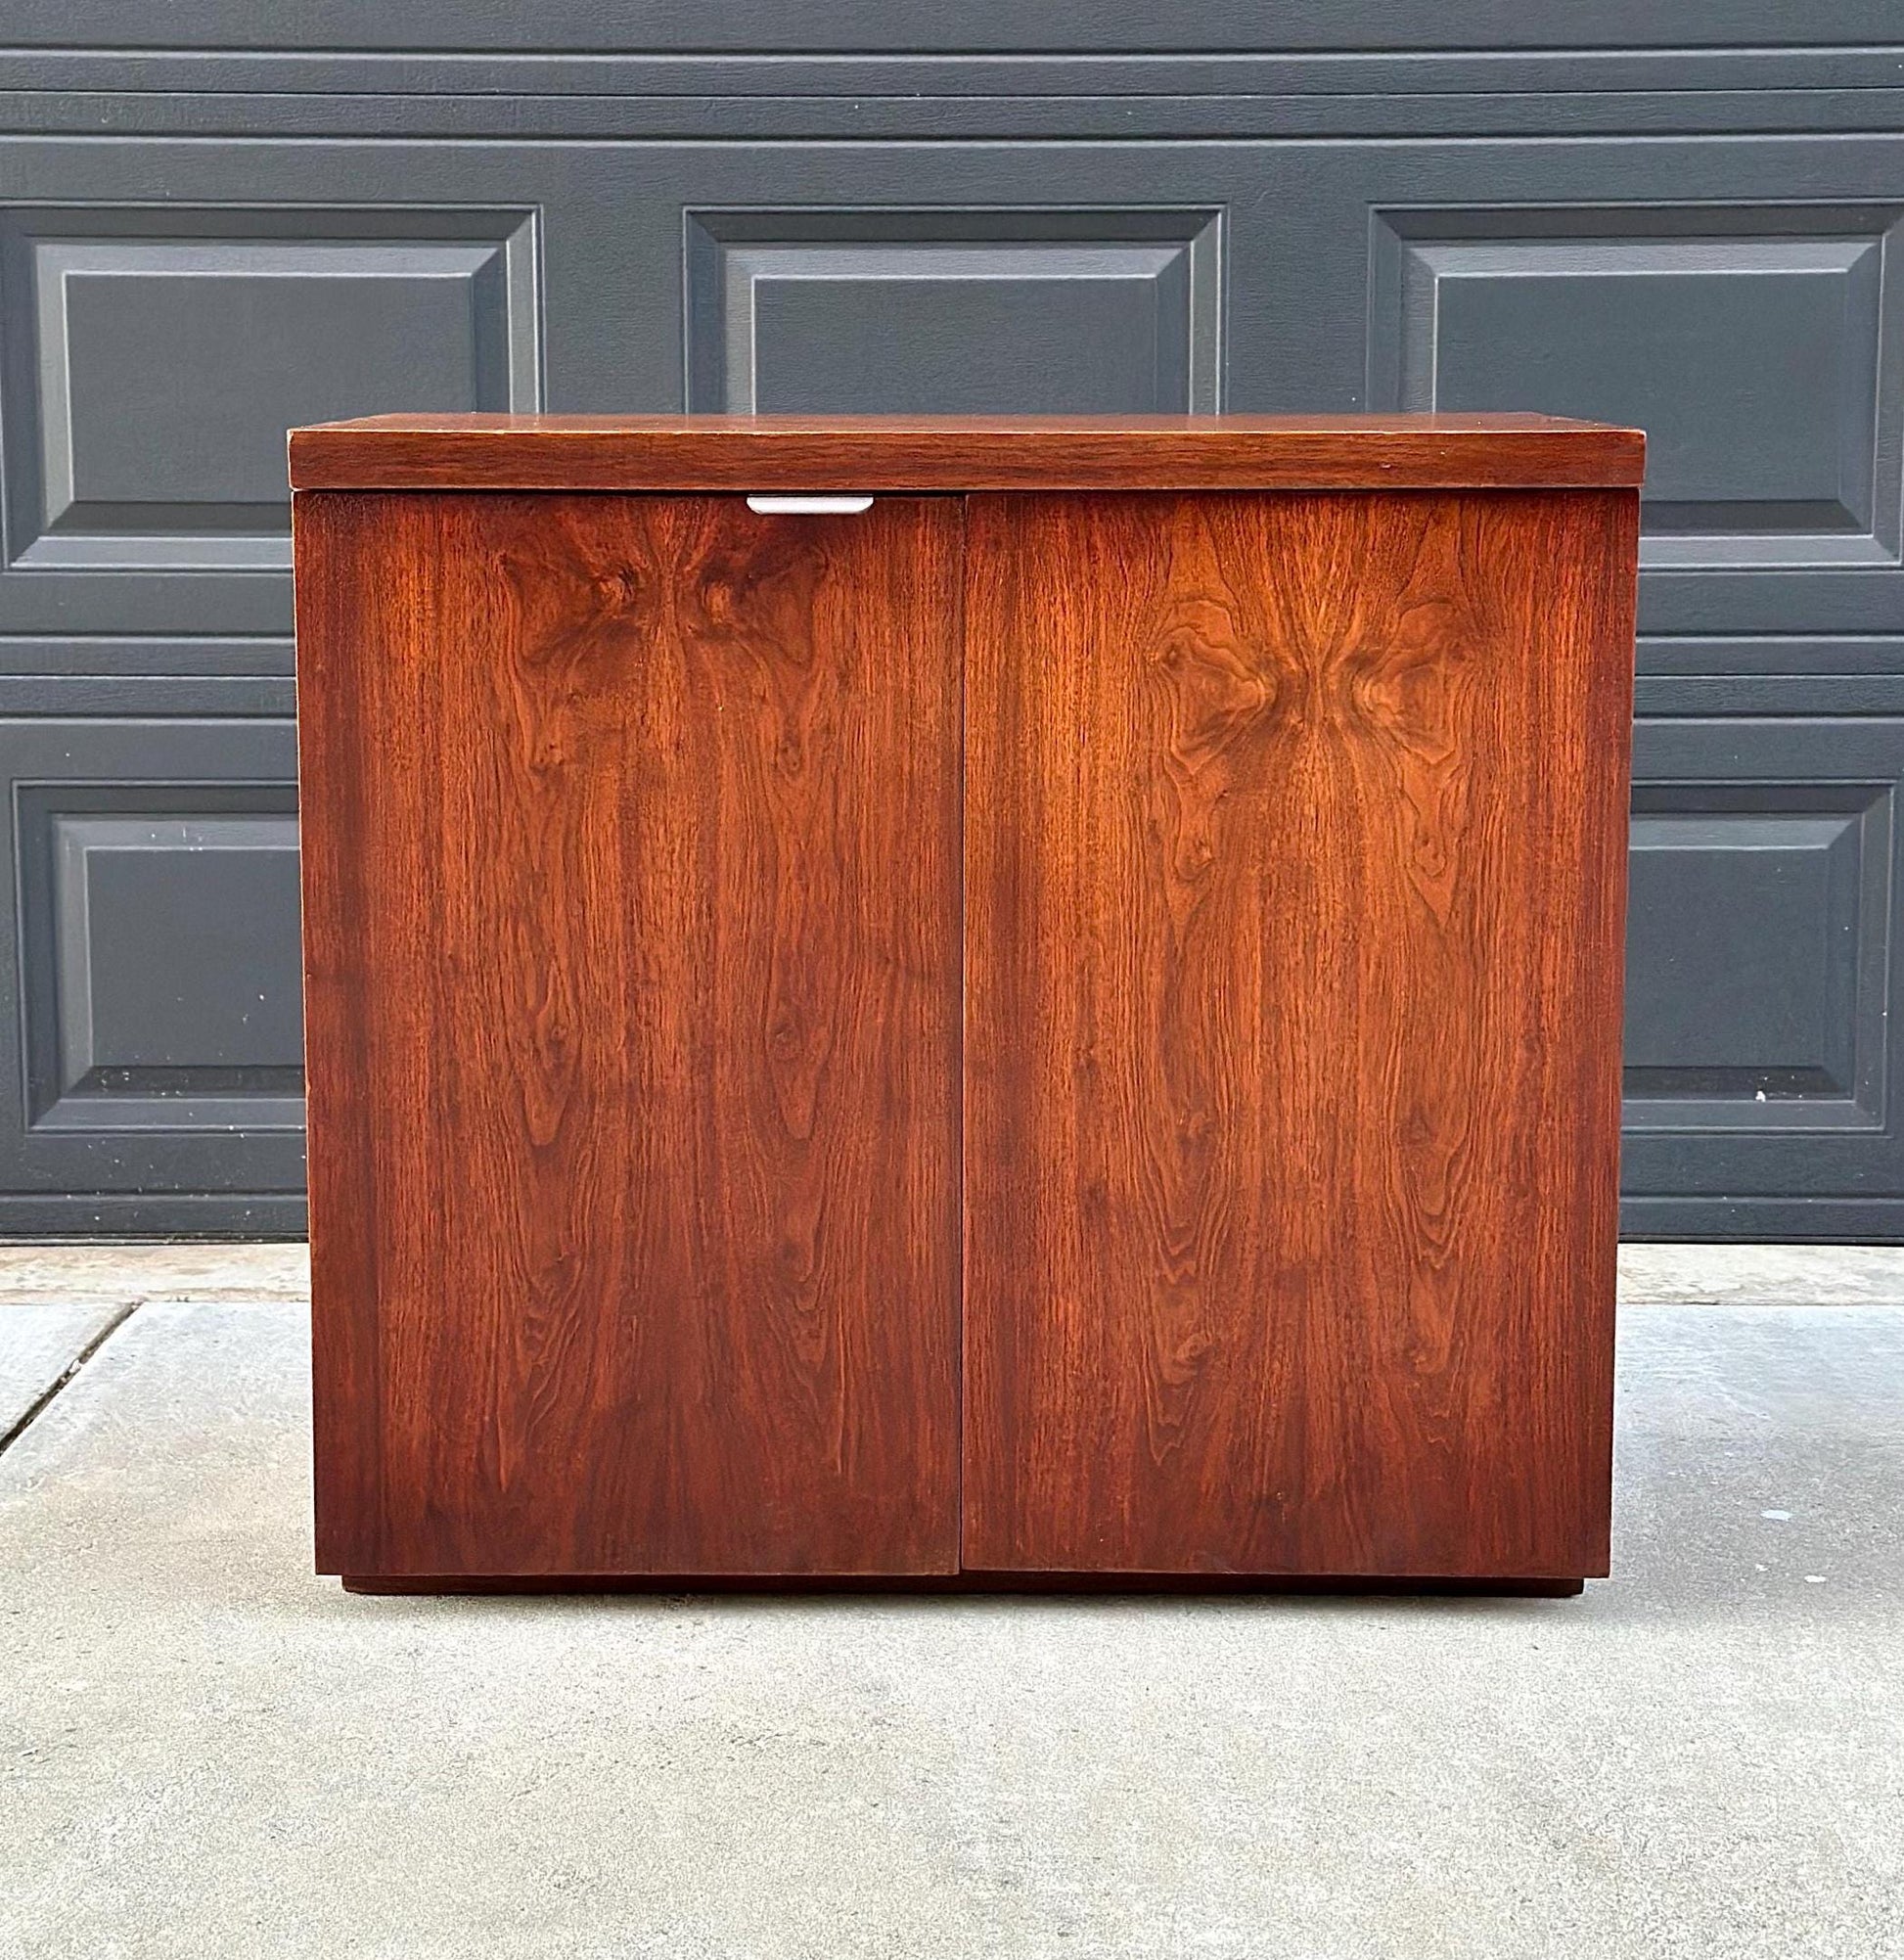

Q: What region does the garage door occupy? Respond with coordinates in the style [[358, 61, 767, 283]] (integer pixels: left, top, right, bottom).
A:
[[2, 6, 1900, 1237]]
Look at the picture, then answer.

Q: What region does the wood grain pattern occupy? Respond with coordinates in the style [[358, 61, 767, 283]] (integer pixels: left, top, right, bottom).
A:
[[290, 413, 1645, 493], [962, 489, 1639, 1576], [295, 490, 963, 1576]]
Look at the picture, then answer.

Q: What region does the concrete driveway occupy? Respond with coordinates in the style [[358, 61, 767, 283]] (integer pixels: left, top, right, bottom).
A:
[[2, 1244, 1900, 1958]]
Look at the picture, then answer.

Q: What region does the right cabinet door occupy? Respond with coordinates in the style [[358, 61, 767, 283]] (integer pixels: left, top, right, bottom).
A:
[[961, 487, 1639, 1578]]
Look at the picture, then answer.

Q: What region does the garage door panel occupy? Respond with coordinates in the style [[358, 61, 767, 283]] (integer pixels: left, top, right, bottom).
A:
[[1367, 202, 1904, 636], [1622, 717, 1904, 1216], [684, 207, 1223, 415], [0, 112, 1898, 1235], [0, 718, 306, 1222], [0, 204, 539, 635]]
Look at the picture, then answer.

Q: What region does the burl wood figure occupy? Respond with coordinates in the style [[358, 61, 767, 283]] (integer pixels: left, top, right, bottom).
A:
[[290, 415, 1643, 1594]]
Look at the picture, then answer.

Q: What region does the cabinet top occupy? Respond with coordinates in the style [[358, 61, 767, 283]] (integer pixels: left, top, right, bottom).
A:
[[289, 413, 1644, 493]]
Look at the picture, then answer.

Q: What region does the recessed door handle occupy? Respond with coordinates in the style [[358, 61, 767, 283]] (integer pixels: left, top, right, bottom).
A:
[[745, 495, 875, 515]]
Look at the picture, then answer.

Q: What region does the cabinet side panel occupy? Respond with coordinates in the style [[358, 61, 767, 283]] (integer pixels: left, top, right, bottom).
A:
[[297, 491, 963, 1575], [964, 488, 1637, 1576], [295, 492, 390, 1573]]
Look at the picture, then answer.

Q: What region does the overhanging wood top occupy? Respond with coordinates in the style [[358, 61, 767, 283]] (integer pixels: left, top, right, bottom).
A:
[[289, 414, 1645, 493]]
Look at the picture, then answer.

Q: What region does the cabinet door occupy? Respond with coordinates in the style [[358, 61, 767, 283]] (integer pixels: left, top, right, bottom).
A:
[[296, 492, 963, 1577], [963, 489, 1637, 1577]]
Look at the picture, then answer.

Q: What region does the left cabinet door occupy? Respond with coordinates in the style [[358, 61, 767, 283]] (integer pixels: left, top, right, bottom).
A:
[[295, 492, 964, 1579]]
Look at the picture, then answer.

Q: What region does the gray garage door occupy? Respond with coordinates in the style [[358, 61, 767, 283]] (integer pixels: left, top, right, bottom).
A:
[[2, 7, 1901, 1238]]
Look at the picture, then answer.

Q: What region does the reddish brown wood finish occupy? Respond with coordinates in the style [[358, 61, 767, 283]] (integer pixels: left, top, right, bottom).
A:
[[961, 489, 1639, 1577], [340, 1573, 1586, 1596], [295, 491, 964, 1576], [295, 416, 1642, 1591], [290, 413, 1645, 494]]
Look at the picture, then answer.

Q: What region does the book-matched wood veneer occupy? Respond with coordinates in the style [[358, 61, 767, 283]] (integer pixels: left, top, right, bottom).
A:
[[296, 492, 962, 1577], [292, 414, 1642, 1591]]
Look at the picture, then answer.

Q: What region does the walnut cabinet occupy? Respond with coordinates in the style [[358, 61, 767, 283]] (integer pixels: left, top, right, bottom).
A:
[[289, 414, 1643, 1593]]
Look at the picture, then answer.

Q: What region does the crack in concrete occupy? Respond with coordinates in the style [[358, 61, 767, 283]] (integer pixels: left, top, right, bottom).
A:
[[0, 1300, 140, 1460]]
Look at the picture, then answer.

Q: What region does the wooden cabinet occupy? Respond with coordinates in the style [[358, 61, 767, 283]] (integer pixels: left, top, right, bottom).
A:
[[291, 414, 1643, 1593]]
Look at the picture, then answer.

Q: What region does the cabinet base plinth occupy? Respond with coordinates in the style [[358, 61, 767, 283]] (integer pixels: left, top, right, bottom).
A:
[[340, 1573, 1589, 1598]]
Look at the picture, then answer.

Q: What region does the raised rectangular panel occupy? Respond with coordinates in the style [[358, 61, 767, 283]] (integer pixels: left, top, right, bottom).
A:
[[1620, 715, 1904, 1224], [0, 717, 304, 1204], [1623, 785, 1887, 1131], [685, 208, 1221, 414], [1368, 206, 1904, 575], [0, 206, 540, 578], [29, 802, 303, 1132]]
